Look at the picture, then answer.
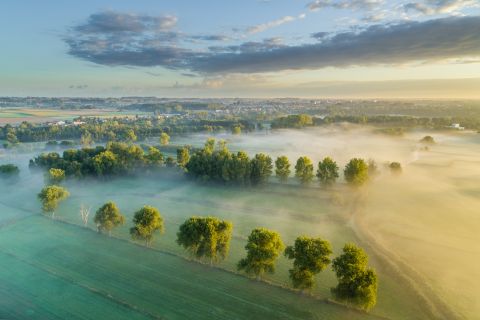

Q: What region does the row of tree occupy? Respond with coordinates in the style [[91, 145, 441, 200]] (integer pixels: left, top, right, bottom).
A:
[[36, 187, 377, 311], [185, 139, 376, 186]]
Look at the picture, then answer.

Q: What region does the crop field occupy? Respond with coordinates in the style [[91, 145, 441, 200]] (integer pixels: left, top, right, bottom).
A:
[[0, 108, 149, 124], [0, 126, 478, 319]]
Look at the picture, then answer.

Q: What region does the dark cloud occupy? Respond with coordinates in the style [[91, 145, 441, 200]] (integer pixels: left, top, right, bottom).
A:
[[311, 32, 330, 40], [65, 14, 480, 74], [187, 16, 480, 73], [190, 34, 231, 42]]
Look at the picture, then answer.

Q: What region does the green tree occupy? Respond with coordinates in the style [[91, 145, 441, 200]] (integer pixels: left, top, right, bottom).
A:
[[37, 185, 70, 219], [145, 146, 164, 167], [46, 168, 65, 184], [124, 129, 137, 143], [177, 146, 190, 169], [344, 158, 369, 186], [177, 216, 233, 263], [165, 156, 176, 167], [0, 164, 19, 176], [130, 206, 164, 246], [6, 130, 19, 145], [231, 125, 242, 135], [295, 156, 314, 185], [160, 132, 170, 146], [316, 157, 339, 186], [275, 156, 291, 183], [92, 150, 117, 176], [285, 236, 332, 291], [420, 135, 435, 144], [94, 202, 125, 236], [237, 228, 284, 279], [331, 243, 377, 311], [250, 153, 273, 186]]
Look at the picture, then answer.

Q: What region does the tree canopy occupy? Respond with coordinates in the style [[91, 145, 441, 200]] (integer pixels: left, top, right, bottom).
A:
[[94, 202, 125, 235], [295, 156, 314, 185], [331, 243, 377, 311], [130, 206, 164, 246], [176, 216, 233, 263], [344, 158, 369, 186], [285, 236, 332, 290], [160, 132, 170, 145], [237, 228, 284, 279], [46, 168, 65, 184], [275, 156, 291, 183], [37, 185, 70, 218], [316, 157, 339, 186]]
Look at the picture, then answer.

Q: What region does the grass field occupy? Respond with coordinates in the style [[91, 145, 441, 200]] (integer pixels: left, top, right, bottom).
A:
[[1, 127, 477, 319]]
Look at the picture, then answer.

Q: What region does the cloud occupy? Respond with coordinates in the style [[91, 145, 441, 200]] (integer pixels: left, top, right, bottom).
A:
[[308, 0, 383, 11], [73, 11, 177, 34], [403, 0, 479, 15], [246, 13, 306, 34], [65, 14, 480, 75]]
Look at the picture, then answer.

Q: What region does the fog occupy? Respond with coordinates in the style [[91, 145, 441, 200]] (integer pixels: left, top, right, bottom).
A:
[[1, 126, 478, 319]]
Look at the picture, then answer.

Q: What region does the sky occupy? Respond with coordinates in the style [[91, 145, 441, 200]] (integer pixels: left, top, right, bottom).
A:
[[1, 0, 480, 98]]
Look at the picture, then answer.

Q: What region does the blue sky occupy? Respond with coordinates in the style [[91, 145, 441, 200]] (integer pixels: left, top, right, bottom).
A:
[[1, 0, 480, 98]]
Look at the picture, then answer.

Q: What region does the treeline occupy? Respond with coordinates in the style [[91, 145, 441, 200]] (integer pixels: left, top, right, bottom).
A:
[[0, 164, 19, 177], [270, 114, 480, 130], [30, 142, 170, 178], [0, 117, 255, 146], [37, 185, 377, 311], [186, 139, 376, 187]]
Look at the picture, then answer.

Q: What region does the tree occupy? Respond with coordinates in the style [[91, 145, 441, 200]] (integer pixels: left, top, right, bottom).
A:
[[0, 164, 19, 176], [237, 228, 284, 279], [331, 243, 377, 311], [46, 168, 65, 184], [145, 146, 164, 167], [420, 135, 435, 144], [80, 131, 94, 147], [316, 157, 339, 186], [177, 146, 190, 169], [130, 206, 164, 246], [165, 156, 176, 167], [231, 125, 242, 135], [6, 130, 19, 145], [275, 156, 291, 183], [80, 204, 91, 227], [389, 162, 402, 174], [94, 202, 125, 236], [160, 132, 170, 146], [177, 216, 233, 263], [295, 156, 314, 185], [344, 158, 369, 186], [285, 236, 332, 291], [250, 153, 273, 186], [37, 185, 70, 219]]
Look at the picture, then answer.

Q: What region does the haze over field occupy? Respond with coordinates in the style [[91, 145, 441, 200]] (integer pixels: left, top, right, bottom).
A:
[[1, 126, 479, 319]]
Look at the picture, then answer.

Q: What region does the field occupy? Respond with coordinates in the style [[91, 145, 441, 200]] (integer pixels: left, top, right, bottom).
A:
[[0, 126, 479, 319], [0, 108, 149, 124]]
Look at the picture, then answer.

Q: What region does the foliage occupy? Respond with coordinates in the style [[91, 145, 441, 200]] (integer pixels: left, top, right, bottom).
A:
[[231, 125, 242, 135], [285, 236, 332, 290], [295, 156, 314, 185], [367, 159, 379, 177], [275, 156, 291, 183], [331, 243, 377, 311], [176, 146, 191, 169], [130, 206, 164, 246], [316, 157, 339, 186], [80, 131, 94, 147], [30, 142, 165, 178], [420, 135, 435, 144], [94, 202, 125, 234], [344, 158, 369, 186], [37, 185, 70, 218], [237, 228, 284, 278], [0, 164, 19, 176], [271, 114, 313, 129], [46, 168, 65, 184], [176, 216, 233, 263], [250, 153, 273, 186], [160, 132, 170, 145]]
